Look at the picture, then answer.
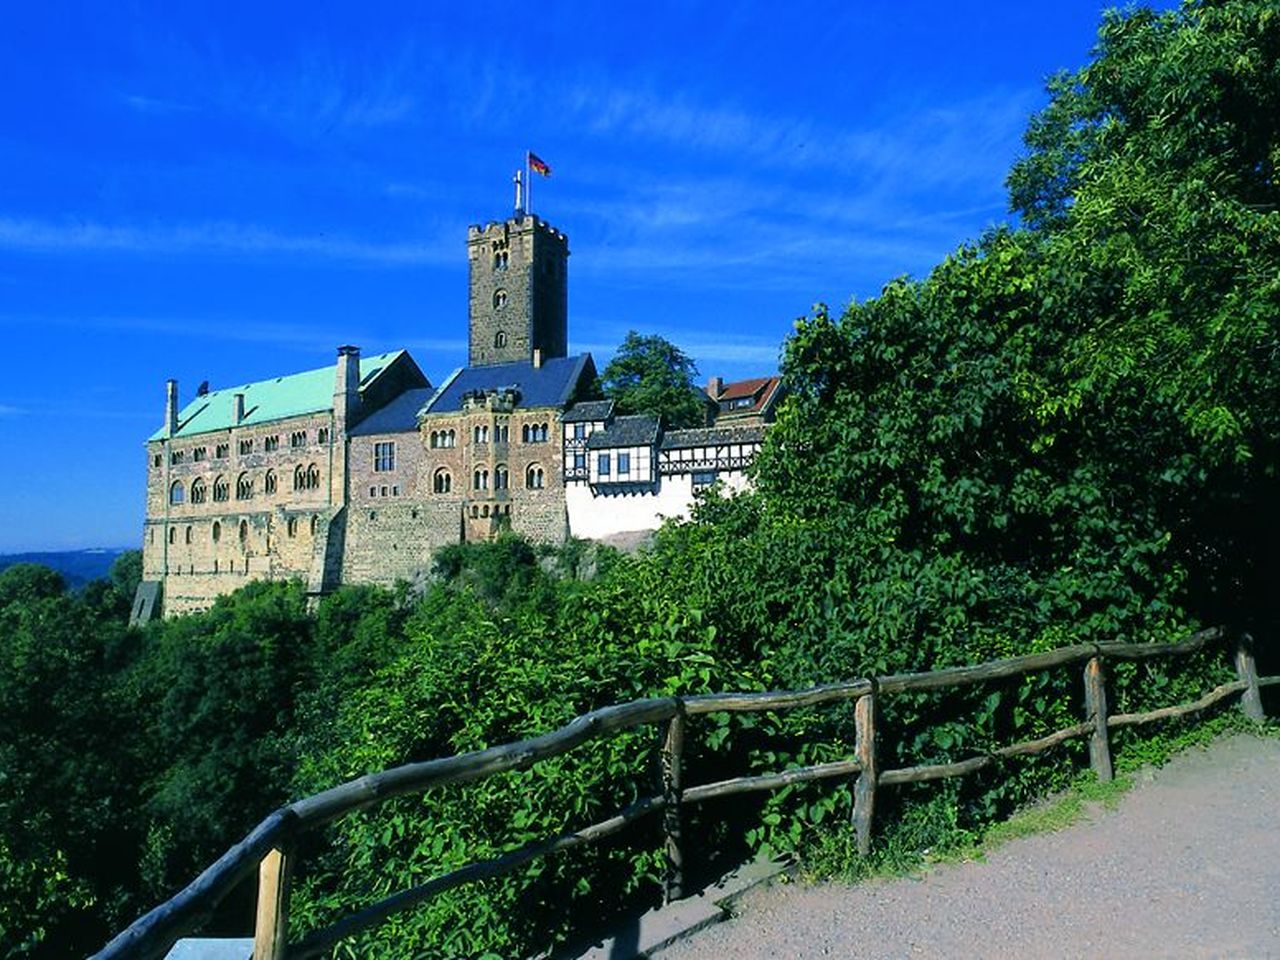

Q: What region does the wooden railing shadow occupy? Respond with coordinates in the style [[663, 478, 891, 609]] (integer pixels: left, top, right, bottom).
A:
[[93, 627, 1274, 960]]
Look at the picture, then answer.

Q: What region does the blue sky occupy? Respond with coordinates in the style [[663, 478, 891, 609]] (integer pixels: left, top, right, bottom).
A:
[[0, 1, 1176, 552]]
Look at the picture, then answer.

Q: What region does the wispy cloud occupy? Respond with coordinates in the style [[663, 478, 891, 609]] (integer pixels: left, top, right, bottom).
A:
[[559, 83, 1035, 191], [579, 321, 782, 368], [0, 217, 452, 266], [0, 404, 24, 417], [0, 312, 386, 351], [120, 93, 196, 115]]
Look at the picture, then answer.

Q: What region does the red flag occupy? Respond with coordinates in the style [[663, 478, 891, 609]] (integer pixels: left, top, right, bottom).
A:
[[528, 151, 551, 177]]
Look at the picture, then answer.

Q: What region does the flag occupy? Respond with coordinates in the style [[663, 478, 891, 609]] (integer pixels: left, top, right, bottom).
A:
[[528, 151, 551, 177]]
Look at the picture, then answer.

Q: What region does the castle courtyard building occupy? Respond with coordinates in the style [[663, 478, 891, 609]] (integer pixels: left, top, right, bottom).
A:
[[137, 203, 778, 620]]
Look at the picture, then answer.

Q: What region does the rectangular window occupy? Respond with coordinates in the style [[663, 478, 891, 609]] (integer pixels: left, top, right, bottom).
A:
[[692, 470, 717, 490], [598, 453, 611, 477], [374, 442, 395, 472], [573, 423, 585, 440], [574, 453, 586, 471], [618, 452, 631, 476]]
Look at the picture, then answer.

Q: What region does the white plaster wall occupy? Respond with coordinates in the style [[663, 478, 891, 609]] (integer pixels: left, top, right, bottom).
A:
[[565, 468, 751, 539]]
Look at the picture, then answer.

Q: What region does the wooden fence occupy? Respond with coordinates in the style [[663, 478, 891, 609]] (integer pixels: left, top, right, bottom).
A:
[[92, 627, 1275, 960]]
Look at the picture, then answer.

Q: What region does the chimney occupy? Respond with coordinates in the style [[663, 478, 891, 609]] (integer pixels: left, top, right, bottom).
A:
[[532, 348, 543, 369], [233, 393, 245, 424], [334, 345, 361, 431], [165, 379, 179, 436], [706, 376, 724, 400]]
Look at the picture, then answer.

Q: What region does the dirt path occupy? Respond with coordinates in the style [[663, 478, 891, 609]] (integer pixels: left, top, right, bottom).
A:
[[663, 734, 1280, 960]]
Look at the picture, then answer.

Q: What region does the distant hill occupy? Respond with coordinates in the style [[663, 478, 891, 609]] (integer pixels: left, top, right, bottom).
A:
[[0, 548, 131, 590]]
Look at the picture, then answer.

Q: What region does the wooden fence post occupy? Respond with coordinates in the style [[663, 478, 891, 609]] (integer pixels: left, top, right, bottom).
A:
[[1235, 633, 1265, 721], [1083, 656, 1113, 782], [851, 690, 879, 856], [661, 704, 686, 903], [253, 845, 293, 960]]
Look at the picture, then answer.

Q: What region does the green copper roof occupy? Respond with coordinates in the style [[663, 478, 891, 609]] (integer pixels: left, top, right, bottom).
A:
[[149, 351, 406, 441]]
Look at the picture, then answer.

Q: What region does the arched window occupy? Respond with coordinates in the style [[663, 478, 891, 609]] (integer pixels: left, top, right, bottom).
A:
[[493, 289, 507, 309], [482, 504, 490, 517], [212, 521, 221, 543], [497, 424, 508, 443], [494, 465, 509, 490], [169, 481, 185, 505], [310, 515, 318, 537], [430, 431, 438, 449], [185, 525, 192, 544], [317, 427, 329, 445], [526, 464, 545, 489], [447, 429, 456, 447], [264, 470, 277, 495], [291, 430, 307, 448], [522, 423, 530, 443], [239, 520, 248, 544], [287, 517, 298, 538], [433, 469, 452, 494], [236, 473, 253, 500], [473, 468, 488, 490], [191, 478, 206, 504], [306, 464, 320, 490], [538, 423, 549, 442], [293, 465, 304, 490], [168, 526, 176, 544], [494, 330, 508, 348], [493, 250, 508, 270], [213, 476, 229, 502]]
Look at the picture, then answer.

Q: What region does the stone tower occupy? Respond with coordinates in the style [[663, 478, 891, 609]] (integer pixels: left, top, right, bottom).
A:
[[467, 213, 569, 366]]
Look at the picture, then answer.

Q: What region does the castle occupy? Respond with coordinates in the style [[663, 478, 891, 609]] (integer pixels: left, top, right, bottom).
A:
[[136, 204, 780, 620]]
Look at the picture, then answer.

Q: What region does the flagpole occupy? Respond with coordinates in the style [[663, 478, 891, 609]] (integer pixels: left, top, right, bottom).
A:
[[525, 151, 532, 216]]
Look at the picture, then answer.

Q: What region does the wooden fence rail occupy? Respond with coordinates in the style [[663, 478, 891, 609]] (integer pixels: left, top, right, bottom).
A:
[[93, 626, 1275, 960]]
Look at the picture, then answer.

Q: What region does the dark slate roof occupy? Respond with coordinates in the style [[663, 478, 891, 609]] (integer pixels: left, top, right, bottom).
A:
[[661, 424, 767, 449], [348, 388, 435, 437], [418, 355, 593, 416], [586, 414, 660, 450], [562, 398, 615, 423]]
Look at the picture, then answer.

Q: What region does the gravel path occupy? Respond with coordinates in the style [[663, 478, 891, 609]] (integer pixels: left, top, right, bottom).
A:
[[664, 734, 1280, 960]]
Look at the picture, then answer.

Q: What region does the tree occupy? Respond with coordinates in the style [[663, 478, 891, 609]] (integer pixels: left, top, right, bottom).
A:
[[600, 331, 710, 429]]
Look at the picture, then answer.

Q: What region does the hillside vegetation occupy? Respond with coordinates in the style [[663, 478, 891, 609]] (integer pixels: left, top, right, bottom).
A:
[[2, 2, 1278, 957]]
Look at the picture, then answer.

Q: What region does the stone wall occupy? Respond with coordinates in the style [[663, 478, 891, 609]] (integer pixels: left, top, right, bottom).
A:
[[420, 395, 566, 544], [467, 215, 568, 366], [144, 408, 342, 615], [340, 501, 460, 586]]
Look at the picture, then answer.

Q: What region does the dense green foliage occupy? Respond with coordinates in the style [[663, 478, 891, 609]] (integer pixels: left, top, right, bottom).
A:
[[3, 2, 1278, 956], [600, 330, 710, 428]]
